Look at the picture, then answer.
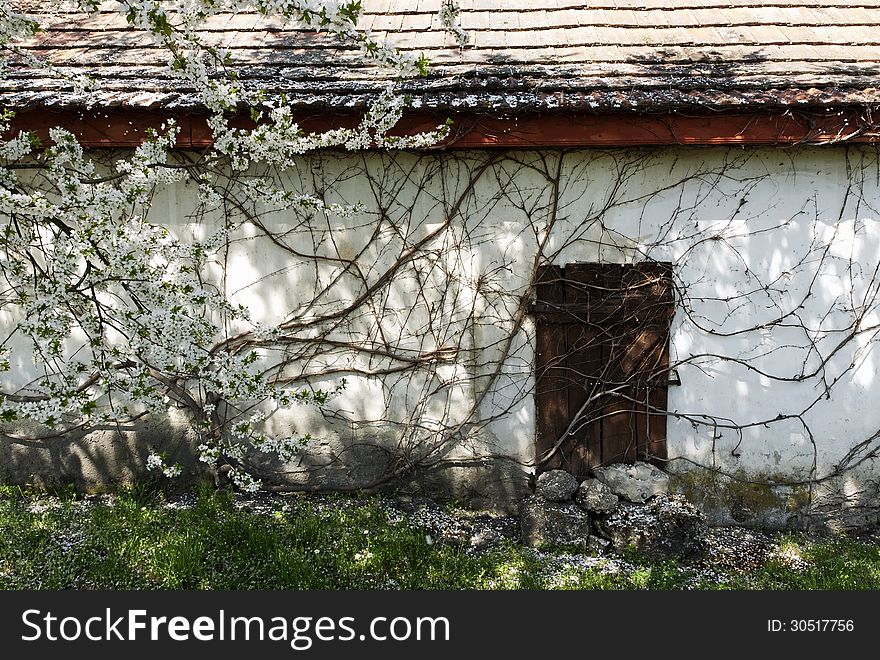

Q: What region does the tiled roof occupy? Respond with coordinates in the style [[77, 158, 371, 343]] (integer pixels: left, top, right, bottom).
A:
[[4, 0, 880, 112]]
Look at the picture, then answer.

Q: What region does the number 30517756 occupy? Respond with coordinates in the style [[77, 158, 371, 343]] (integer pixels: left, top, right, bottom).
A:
[[789, 620, 854, 632]]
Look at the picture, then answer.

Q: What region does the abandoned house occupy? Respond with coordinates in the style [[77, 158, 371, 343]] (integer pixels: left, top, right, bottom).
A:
[[2, 0, 880, 530]]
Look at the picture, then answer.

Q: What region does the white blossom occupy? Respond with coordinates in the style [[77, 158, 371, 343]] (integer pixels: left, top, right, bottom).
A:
[[146, 452, 183, 478], [438, 0, 470, 47]]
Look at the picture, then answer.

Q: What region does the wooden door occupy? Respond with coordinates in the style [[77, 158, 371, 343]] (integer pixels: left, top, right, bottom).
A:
[[532, 262, 674, 479]]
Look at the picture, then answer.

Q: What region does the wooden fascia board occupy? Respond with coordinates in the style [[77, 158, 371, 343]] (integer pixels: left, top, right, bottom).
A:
[[8, 108, 880, 148]]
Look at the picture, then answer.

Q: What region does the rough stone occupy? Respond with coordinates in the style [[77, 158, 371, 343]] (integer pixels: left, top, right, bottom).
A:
[[594, 494, 708, 559], [594, 461, 670, 503], [575, 478, 619, 513], [588, 535, 611, 554], [536, 469, 578, 502], [519, 495, 591, 549]]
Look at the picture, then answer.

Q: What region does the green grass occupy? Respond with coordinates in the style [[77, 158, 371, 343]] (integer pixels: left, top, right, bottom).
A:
[[0, 487, 522, 589], [0, 487, 878, 590], [745, 534, 880, 589]]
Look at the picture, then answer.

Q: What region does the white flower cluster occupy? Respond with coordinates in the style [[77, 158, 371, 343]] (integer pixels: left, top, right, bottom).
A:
[[146, 452, 183, 478], [228, 467, 262, 492], [0, 1, 39, 45], [438, 0, 470, 47], [0, 131, 34, 160]]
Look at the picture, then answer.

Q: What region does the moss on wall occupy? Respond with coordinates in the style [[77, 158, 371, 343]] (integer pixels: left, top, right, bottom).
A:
[[671, 467, 811, 529]]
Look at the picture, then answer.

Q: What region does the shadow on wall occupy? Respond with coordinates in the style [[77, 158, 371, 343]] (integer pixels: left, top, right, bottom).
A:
[[0, 410, 206, 491], [0, 411, 531, 512], [397, 458, 531, 513], [244, 422, 531, 514]]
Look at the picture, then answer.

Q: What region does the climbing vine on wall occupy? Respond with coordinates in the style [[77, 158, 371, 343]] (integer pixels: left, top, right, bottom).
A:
[[0, 3, 878, 518]]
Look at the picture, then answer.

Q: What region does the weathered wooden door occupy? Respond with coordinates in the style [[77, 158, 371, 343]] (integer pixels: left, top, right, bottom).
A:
[[532, 262, 674, 479]]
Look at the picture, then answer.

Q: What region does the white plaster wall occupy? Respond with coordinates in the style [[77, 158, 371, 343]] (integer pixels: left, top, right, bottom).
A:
[[241, 147, 879, 491], [544, 147, 880, 487], [4, 145, 880, 513]]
